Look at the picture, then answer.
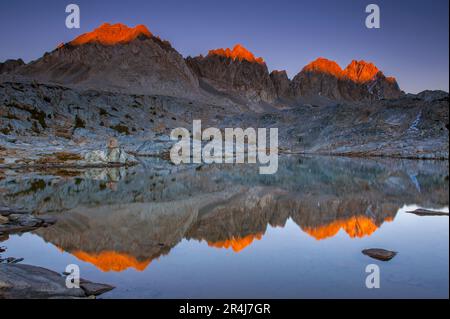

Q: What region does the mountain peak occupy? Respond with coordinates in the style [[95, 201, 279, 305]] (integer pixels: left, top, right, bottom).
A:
[[302, 58, 344, 78], [294, 58, 401, 100], [343, 60, 380, 83], [69, 23, 153, 46], [208, 44, 264, 64]]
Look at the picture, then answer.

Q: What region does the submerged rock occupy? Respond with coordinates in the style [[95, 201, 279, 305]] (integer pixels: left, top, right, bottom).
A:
[[362, 248, 397, 261]]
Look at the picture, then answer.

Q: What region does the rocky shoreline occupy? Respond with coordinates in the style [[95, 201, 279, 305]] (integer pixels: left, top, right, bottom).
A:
[[1, 80, 447, 166], [0, 137, 138, 170], [0, 207, 115, 299]]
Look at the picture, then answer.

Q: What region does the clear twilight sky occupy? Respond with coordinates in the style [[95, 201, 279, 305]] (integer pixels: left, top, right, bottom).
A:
[[0, 0, 448, 93]]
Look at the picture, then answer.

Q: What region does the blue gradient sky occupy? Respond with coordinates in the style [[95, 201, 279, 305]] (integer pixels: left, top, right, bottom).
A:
[[0, 0, 448, 93]]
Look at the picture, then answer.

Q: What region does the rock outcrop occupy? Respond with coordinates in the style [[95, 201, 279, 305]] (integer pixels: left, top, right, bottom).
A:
[[0, 263, 114, 298], [186, 44, 277, 103], [15, 23, 199, 98], [291, 58, 402, 101], [270, 70, 292, 100], [84, 139, 137, 165], [0, 59, 25, 75], [414, 90, 449, 102]]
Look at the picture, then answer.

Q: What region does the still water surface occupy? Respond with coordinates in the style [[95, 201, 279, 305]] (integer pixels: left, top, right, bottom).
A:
[[1, 156, 448, 298]]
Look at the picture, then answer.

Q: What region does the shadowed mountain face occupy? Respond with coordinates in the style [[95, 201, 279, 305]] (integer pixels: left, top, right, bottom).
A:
[[186, 44, 277, 104], [0, 59, 24, 75], [270, 70, 292, 100], [1, 156, 444, 272]]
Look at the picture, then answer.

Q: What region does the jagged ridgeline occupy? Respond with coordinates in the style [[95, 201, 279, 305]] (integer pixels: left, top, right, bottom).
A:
[[0, 23, 448, 160], [1, 23, 401, 102]]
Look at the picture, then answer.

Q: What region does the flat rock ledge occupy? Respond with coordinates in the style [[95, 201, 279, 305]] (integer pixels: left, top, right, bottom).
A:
[[0, 263, 114, 299], [406, 209, 449, 217], [362, 248, 397, 261]]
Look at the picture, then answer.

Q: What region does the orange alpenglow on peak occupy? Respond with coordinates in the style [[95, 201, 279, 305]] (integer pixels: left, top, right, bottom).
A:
[[69, 23, 153, 46], [302, 57, 344, 78], [344, 60, 380, 83], [72, 250, 151, 272], [208, 44, 265, 64], [302, 58, 397, 84]]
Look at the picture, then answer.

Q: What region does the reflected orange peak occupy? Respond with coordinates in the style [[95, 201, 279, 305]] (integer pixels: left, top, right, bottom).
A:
[[72, 250, 151, 272], [208, 233, 263, 252], [69, 23, 152, 46], [303, 216, 390, 240], [208, 44, 265, 64]]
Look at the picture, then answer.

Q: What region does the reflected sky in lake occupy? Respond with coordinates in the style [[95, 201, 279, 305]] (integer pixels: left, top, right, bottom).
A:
[[1, 156, 448, 298]]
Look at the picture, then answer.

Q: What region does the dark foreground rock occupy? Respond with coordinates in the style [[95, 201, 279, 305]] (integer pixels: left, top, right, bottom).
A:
[[0, 263, 85, 298], [0, 263, 114, 299], [406, 209, 449, 217], [362, 248, 397, 261]]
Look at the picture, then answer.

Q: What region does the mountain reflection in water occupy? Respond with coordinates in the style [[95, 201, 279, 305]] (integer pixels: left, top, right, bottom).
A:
[[1, 156, 448, 273]]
